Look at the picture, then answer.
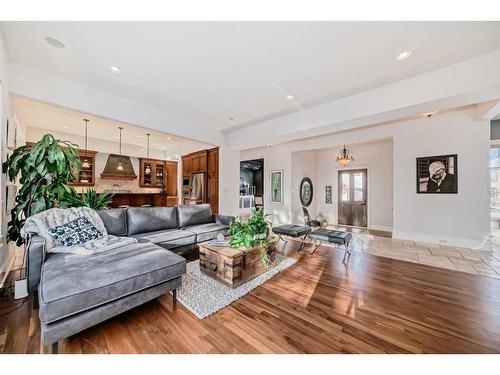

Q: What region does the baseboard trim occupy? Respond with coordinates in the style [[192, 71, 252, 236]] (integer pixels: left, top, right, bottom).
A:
[[0, 251, 15, 288], [369, 225, 393, 232], [392, 231, 490, 250]]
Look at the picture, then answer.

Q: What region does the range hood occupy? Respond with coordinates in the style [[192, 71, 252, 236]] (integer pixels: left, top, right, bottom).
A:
[[100, 154, 137, 180]]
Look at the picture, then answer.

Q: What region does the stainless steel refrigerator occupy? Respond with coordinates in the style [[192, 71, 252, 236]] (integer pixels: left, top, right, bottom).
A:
[[184, 172, 206, 205]]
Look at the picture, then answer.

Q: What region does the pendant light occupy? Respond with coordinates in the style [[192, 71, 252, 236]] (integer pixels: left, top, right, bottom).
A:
[[144, 133, 152, 175], [117, 127, 124, 171], [81, 119, 90, 169], [335, 145, 355, 166]]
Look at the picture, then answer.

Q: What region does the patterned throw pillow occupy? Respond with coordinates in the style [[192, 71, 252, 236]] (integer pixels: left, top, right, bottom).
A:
[[48, 217, 103, 247]]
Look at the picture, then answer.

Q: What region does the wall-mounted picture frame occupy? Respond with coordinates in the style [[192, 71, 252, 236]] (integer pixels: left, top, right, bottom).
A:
[[416, 154, 458, 194], [325, 185, 332, 204], [299, 177, 313, 207], [270, 169, 283, 204]]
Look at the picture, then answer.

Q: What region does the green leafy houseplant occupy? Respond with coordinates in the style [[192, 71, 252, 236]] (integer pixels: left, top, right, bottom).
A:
[[2, 134, 81, 245], [228, 208, 273, 265], [66, 188, 114, 210]]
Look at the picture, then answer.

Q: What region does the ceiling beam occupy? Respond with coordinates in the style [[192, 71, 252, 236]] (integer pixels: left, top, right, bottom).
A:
[[478, 100, 500, 120], [225, 50, 500, 150], [9, 63, 223, 146]]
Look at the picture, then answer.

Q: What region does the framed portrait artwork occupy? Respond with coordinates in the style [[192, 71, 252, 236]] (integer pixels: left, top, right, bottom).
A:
[[270, 170, 283, 204], [416, 154, 458, 194]]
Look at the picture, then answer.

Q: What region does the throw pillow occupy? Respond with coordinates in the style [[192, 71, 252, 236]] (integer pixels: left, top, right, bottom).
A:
[[48, 217, 103, 247]]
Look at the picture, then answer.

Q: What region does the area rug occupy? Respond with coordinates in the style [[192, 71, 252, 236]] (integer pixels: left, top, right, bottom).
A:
[[174, 254, 297, 319]]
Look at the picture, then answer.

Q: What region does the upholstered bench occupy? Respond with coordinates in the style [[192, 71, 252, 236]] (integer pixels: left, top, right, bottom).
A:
[[308, 228, 352, 263], [272, 224, 312, 252]]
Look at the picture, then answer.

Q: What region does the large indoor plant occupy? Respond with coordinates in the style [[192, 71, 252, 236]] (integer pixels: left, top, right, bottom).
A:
[[228, 208, 274, 264], [2, 134, 81, 245]]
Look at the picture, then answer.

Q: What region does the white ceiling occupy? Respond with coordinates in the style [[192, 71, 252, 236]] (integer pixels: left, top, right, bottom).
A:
[[13, 96, 213, 153], [2, 21, 499, 133]]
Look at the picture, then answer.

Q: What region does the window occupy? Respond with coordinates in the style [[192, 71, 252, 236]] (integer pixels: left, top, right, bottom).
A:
[[491, 147, 500, 169], [490, 146, 500, 238], [341, 173, 350, 201], [354, 172, 363, 201]]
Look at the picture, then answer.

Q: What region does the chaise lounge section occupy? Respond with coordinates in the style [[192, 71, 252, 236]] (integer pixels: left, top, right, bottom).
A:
[[26, 204, 234, 353]]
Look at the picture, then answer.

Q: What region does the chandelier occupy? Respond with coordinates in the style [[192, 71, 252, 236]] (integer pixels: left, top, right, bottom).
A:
[[335, 145, 355, 166]]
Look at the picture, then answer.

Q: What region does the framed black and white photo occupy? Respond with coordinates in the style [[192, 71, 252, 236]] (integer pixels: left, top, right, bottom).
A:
[[325, 185, 332, 204], [416, 154, 458, 194]]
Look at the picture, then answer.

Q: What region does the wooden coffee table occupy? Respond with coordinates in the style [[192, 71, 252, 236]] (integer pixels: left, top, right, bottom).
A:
[[198, 240, 277, 288]]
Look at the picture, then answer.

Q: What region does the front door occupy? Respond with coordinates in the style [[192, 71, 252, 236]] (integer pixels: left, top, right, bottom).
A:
[[338, 169, 367, 227]]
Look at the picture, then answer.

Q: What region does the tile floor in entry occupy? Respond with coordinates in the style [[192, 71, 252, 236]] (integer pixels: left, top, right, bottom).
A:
[[283, 228, 500, 280]]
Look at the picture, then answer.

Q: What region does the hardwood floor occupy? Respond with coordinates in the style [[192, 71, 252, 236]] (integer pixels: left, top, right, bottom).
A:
[[2, 240, 500, 354]]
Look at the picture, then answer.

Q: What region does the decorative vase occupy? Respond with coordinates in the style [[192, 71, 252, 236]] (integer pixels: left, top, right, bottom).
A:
[[316, 212, 327, 227]]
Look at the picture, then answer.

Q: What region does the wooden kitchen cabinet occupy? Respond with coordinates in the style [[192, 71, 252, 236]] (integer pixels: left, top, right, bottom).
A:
[[208, 147, 218, 177], [182, 150, 208, 176], [165, 161, 178, 196], [198, 152, 207, 172], [192, 155, 200, 173], [69, 150, 97, 187], [182, 157, 189, 177], [139, 158, 166, 188], [208, 176, 219, 214]]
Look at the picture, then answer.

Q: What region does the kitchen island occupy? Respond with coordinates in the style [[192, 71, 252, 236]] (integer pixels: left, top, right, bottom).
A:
[[108, 192, 179, 208]]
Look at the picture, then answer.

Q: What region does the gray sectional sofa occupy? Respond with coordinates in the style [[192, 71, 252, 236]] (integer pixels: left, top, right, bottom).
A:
[[97, 203, 233, 259], [26, 204, 233, 353]]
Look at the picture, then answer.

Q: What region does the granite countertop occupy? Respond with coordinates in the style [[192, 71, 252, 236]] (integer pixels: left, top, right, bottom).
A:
[[100, 191, 178, 196]]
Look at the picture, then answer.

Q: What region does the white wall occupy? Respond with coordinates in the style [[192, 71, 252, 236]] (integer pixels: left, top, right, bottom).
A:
[[392, 111, 489, 247], [316, 139, 393, 231], [218, 146, 240, 217], [0, 32, 10, 273], [241, 105, 491, 248], [240, 146, 292, 225]]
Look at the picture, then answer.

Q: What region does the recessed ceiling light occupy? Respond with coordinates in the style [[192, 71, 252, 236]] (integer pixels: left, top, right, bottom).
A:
[[45, 37, 65, 49], [62, 126, 69, 129], [167, 137, 172, 140], [286, 95, 294, 100], [422, 111, 438, 118], [396, 50, 413, 61], [109, 66, 123, 74]]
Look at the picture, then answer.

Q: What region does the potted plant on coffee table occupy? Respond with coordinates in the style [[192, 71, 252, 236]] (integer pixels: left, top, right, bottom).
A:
[[228, 208, 276, 265]]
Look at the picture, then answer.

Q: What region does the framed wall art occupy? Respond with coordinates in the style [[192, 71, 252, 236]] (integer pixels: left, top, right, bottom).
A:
[[416, 154, 458, 194], [270, 169, 283, 204], [325, 185, 332, 204]]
